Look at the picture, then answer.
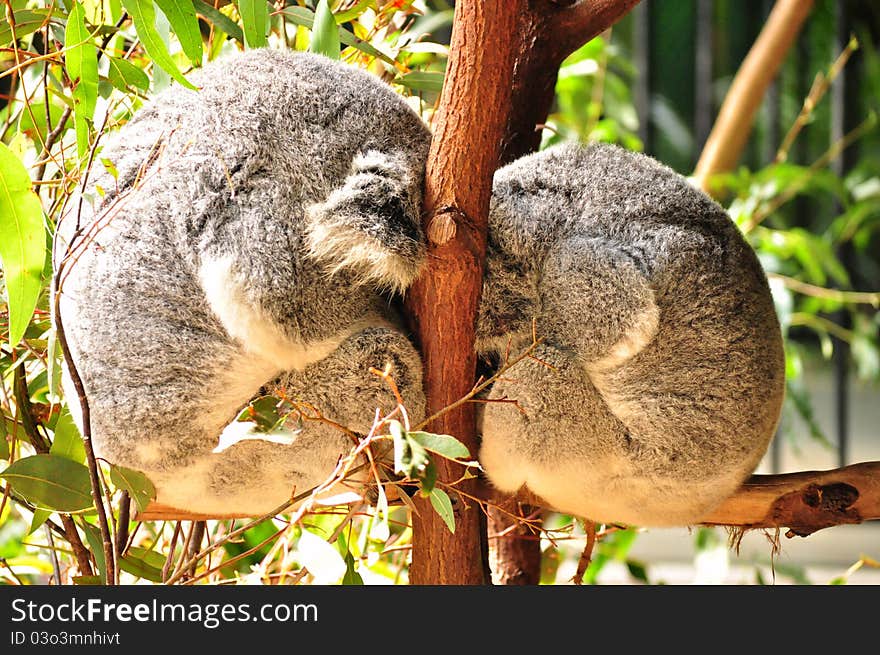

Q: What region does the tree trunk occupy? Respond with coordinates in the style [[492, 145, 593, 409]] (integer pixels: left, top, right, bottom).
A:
[[404, 0, 525, 586]]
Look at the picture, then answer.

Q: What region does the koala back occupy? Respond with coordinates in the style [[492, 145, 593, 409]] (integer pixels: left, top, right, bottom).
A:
[[478, 142, 785, 526]]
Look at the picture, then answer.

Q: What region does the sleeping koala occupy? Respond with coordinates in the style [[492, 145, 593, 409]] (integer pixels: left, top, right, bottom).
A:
[[53, 49, 430, 516], [476, 142, 785, 527]]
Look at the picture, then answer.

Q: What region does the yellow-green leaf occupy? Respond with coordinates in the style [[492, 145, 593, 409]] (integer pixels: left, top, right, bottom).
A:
[[106, 55, 151, 92], [65, 2, 99, 159], [155, 0, 203, 66], [0, 142, 46, 349], [396, 71, 445, 93], [280, 7, 394, 65], [192, 1, 243, 44], [109, 464, 156, 512], [309, 0, 339, 60], [49, 411, 86, 463], [122, 0, 198, 90], [0, 454, 93, 512], [406, 431, 470, 460], [238, 0, 269, 49], [119, 546, 165, 582]]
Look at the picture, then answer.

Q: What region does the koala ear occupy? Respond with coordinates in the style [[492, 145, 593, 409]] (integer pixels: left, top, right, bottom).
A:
[[306, 150, 426, 292]]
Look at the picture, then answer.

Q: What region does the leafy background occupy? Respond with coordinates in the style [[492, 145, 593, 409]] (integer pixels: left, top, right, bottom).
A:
[[0, 0, 878, 585]]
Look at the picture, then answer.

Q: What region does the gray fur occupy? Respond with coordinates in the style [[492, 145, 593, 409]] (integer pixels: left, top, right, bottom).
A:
[[53, 49, 430, 516], [477, 142, 786, 526]]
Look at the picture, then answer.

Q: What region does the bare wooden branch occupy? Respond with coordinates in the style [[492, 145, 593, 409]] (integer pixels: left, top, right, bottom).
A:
[[554, 0, 644, 62], [700, 462, 880, 536], [693, 0, 815, 193]]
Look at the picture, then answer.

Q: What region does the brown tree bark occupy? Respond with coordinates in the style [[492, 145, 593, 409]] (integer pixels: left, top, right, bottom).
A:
[[403, 0, 526, 586]]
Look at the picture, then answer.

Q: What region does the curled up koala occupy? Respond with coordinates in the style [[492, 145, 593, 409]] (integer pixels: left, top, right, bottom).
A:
[[476, 142, 786, 527], [53, 49, 431, 516]]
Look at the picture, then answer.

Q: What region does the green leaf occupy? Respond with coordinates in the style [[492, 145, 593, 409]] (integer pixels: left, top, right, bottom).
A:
[[417, 458, 437, 496], [49, 411, 86, 463], [280, 7, 395, 65], [155, 0, 203, 66], [342, 550, 364, 585], [27, 508, 51, 535], [109, 465, 156, 513], [72, 575, 103, 585], [395, 71, 445, 93], [65, 2, 99, 159], [106, 56, 151, 93], [310, 0, 339, 60], [122, 0, 198, 90], [17, 102, 67, 143], [119, 546, 165, 582], [0, 142, 47, 349], [237, 0, 269, 49], [0, 9, 56, 46], [192, 1, 244, 44], [0, 418, 8, 460], [0, 454, 93, 512], [334, 0, 372, 24], [80, 520, 106, 582], [428, 488, 455, 534], [406, 431, 470, 460]]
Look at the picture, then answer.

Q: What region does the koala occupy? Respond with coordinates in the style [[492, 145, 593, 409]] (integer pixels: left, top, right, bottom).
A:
[[476, 142, 786, 527], [53, 49, 430, 516]]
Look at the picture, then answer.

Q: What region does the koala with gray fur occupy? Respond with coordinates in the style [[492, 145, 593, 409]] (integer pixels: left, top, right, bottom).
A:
[[53, 49, 430, 516], [476, 142, 785, 527]]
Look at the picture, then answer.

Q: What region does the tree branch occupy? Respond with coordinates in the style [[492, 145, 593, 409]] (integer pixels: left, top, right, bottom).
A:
[[700, 462, 880, 536], [554, 0, 644, 61], [693, 0, 815, 193]]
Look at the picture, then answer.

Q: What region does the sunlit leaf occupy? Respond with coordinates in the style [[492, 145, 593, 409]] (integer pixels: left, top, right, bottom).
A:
[[296, 528, 345, 583], [119, 546, 165, 582], [395, 71, 445, 93], [109, 464, 157, 513], [122, 0, 198, 90], [0, 143, 46, 349], [406, 431, 470, 460], [310, 0, 339, 60], [192, 0, 244, 44], [49, 411, 86, 463], [27, 508, 51, 535], [106, 56, 151, 93], [237, 0, 269, 49], [155, 0, 203, 66], [0, 454, 93, 512], [280, 7, 395, 65], [65, 2, 99, 159], [0, 9, 56, 46]]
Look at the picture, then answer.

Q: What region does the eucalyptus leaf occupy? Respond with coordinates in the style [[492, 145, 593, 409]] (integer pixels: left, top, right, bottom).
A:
[[27, 508, 52, 535], [122, 0, 198, 90], [280, 7, 395, 65], [428, 488, 455, 534], [49, 411, 86, 463], [395, 70, 445, 93], [109, 464, 156, 513], [406, 431, 470, 460], [237, 0, 269, 49], [155, 0, 203, 66], [119, 546, 166, 582], [106, 56, 151, 93], [0, 143, 46, 349], [342, 550, 364, 585], [192, 1, 244, 44], [0, 454, 93, 512], [65, 2, 98, 159], [310, 0, 339, 60]]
